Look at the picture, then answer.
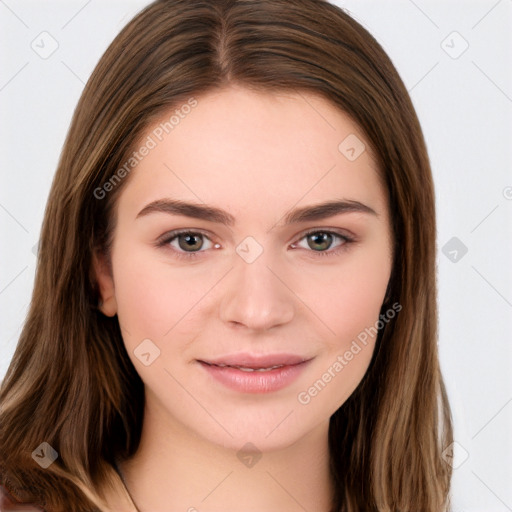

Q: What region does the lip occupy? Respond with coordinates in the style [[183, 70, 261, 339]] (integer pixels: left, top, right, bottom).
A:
[[197, 353, 313, 394], [200, 352, 310, 368]]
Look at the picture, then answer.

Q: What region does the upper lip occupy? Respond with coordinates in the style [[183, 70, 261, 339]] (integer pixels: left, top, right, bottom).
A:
[[198, 353, 311, 369]]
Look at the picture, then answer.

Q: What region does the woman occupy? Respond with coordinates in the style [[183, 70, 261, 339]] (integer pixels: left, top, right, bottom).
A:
[[0, 0, 453, 511]]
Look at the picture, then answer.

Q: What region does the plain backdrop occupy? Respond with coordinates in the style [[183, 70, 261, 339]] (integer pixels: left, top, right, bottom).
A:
[[1, 1, 511, 510]]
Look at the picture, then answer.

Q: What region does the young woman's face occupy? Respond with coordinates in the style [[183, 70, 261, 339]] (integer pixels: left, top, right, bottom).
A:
[[96, 85, 393, 451]]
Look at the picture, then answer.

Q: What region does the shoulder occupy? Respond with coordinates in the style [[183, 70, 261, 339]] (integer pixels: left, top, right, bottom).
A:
[[0, 484, 44, 511]]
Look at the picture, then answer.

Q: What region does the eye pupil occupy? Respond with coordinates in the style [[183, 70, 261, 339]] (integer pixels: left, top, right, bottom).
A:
[[178, 233, 203, 251], [307, 232, 332, 251]]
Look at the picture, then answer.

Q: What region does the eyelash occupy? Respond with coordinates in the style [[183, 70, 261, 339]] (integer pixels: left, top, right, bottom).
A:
[[156, 228, 354, 261]]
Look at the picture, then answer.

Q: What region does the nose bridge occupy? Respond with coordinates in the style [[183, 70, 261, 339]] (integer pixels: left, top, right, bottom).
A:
[[219, 239, 295, 330]]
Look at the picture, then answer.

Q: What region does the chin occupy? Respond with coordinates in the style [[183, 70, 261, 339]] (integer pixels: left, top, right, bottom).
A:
[[194, 409, 320, 453]]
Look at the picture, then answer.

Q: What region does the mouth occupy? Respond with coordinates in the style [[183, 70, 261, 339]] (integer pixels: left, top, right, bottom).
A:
[[200, 362, 289, 372], [198, 352, 310, 369], [196, 353, 313, 394]]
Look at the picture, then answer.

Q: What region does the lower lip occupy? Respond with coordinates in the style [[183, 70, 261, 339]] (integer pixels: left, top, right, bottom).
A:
[[198, 360, 312, 394]]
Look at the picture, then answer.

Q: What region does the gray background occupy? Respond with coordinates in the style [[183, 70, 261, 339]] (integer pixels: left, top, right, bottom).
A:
[[1, 1, 511, 510]]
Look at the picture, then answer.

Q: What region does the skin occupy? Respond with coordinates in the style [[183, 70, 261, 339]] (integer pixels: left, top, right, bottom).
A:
[[94, 84, 393, 512]]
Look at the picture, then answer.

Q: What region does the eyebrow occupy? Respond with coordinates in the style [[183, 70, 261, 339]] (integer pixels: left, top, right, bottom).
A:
[[135, 198, 377, 226]]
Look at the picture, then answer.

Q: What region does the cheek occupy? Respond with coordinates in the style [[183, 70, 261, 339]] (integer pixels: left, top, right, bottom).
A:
[[295, 257, 391, 412], [111, 247, 184, 344], [296, 246, 391, 348], [111, 244, 223, 351], [338, 259, 390, 339]]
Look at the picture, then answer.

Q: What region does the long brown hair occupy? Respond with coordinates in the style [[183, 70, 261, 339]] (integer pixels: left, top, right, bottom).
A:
[[0, 1, 453, 510]]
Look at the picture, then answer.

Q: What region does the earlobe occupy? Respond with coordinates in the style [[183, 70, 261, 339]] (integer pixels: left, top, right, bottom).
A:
[[99, 295, 118, 317], [92, 249, 118, 317]]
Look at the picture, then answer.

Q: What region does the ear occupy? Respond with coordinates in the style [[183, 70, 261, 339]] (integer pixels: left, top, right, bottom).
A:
[[92, 249, 117, 317]]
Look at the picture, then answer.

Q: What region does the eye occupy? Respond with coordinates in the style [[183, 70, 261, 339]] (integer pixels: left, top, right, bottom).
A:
[[291, 229, 353, 257], [156, 229, 217, 259], [156, 228, 354, 260]]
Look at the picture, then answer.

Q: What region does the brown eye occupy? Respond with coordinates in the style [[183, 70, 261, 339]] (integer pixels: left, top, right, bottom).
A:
[[157, 230, 215, 258], [176, 233, 204, 252]]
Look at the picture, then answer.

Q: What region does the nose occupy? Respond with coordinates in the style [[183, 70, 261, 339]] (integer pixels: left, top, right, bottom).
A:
[[219, 250, 295, 332]]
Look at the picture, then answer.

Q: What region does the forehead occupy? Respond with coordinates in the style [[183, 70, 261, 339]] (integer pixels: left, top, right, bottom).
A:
[[116, 85, 387, 223]]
